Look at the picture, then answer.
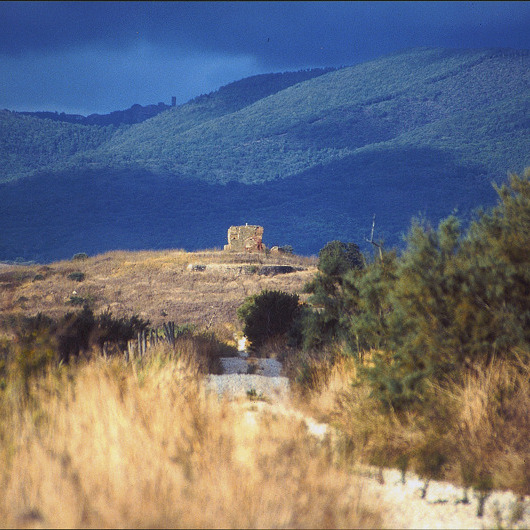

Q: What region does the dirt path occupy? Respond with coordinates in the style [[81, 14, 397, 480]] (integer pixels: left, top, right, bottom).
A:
[[206, 340, 530, 529]]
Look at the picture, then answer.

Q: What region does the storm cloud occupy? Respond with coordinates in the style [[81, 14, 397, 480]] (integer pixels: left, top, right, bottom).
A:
[[1, 1, 529, 115]]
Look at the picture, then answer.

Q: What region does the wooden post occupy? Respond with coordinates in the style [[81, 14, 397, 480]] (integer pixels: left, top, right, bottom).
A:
[[169, 321, 175, 346], [365, 213, 384, 264], [164, 322, 175, 346]]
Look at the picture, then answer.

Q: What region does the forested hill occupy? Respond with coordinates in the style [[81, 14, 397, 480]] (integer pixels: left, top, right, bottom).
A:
[[0, 67, 334, 183], [1, 47, 529, 262], [19, 102, 172, 126], [82, 47, 528, 184]]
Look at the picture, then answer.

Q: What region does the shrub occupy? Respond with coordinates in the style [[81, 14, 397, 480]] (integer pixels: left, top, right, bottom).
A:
[[279, 245, 294, 254], [365, 170, 530, 410], [55, 308, 96, 364], [299, 171, 530, 410], [9, 309, 148, 365], [72, 252, 88, 261], [66, 295, 86, 306], [67, 271, 85, 282], [237, 290, 300, 351], [92, 309, 150, 355]]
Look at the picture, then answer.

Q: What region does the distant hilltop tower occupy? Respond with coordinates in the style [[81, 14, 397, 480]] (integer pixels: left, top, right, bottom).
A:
[[171, 96, 176, 107], [224, 225, 265, 252]]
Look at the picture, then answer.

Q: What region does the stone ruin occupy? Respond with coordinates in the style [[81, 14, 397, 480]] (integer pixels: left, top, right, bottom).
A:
[[224, 224, 265, 252]]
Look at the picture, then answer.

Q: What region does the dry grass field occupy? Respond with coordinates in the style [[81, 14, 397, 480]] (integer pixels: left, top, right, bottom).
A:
[[0, 249, 317, 334], [0, 347, 381, 529]]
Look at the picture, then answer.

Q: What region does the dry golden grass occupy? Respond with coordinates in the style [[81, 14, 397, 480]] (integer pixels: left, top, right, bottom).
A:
[[0, 348, 381, 529], [305, 352, 530, 495], [0, 249, 317, 329], [441, 356, 530, 496]]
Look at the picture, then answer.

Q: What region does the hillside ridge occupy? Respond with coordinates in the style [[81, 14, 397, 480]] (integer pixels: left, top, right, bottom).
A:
[[1, 46, 529, 261]]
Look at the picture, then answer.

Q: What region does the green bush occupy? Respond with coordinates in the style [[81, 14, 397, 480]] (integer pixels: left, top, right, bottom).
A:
[[361, 170, 530, 410], [72, 253, 88, 261], [66, 295, 86, 306], [237, 290, 300, 350], [299, 170, 530, 411], [67, 271, 85, 282]]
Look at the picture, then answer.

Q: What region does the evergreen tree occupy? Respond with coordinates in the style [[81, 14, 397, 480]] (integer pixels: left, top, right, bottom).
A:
[[301, 241, 364, 350], [342, 249, 398, 358], [457, 169, 530, 359], [365, 169, 530, 410]]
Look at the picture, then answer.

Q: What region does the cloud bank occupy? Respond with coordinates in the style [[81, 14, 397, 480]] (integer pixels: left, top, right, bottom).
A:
[[1, 1, 529, 114]]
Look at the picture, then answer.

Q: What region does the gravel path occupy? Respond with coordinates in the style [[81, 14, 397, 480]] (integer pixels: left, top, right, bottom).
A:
[[206, 356, 290, 399], [360, 466, 529, 529], [205, 345, 530, 529]]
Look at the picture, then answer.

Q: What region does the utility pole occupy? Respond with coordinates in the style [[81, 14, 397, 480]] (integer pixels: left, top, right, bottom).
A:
[[365, 214, 384, 263]]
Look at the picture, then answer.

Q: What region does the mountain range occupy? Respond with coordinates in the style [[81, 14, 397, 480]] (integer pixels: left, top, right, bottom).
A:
[[1, 47, 529, 262]]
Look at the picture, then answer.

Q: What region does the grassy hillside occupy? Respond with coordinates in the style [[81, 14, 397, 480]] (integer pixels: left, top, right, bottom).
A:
[[70, 47, 529, 183], [3, 48, 528, 185], [0, 249, 317, 328], [0, 111, 115, 182], [0, 68, 333, 183], [1, 48, 528, 262]]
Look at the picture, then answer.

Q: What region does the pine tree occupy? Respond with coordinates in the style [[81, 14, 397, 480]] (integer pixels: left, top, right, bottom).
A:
[[301, 241, 364, 350]]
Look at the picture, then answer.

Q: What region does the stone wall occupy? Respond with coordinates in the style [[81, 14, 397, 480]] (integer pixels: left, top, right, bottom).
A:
[[224, 225, 265, 252]]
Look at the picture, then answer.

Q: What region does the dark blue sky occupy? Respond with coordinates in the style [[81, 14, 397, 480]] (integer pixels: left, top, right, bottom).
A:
[[1, 1, 529, 115]]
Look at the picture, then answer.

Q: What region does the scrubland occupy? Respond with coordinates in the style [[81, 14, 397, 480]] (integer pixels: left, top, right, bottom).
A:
[[1, 175, 530, 530], [291, 353, 530, 503]]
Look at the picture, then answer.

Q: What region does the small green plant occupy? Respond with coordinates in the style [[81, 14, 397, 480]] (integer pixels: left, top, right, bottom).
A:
[[67, 295, 86, 306], [33, 274, 45, 281], [67, 272, 85, 282], [414, 436, 448, 499], [295, 359, 316, 389], [72, 253, 88, 261], [474, 472, 494, 518], [396, 454, 410, 485], [246, 388, 267, 402]]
